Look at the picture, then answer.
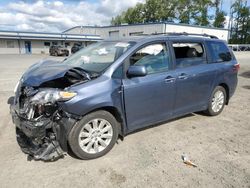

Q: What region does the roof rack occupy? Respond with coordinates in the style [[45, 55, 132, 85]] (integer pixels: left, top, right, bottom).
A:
[[137, 32, 218, 39]]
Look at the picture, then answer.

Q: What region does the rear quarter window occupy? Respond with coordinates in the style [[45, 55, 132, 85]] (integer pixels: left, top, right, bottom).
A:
[[206, 41, 232, 63]]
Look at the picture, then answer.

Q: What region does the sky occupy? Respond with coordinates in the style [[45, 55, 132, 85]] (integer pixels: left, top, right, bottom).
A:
[[0, 0, 145, 32], [0, 0, 249, 33]]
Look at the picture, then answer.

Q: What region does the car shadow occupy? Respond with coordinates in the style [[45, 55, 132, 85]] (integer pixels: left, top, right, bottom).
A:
[[240, 71, 250, 78], [242, 85, 250, 90], [68, 112, 206, 160]]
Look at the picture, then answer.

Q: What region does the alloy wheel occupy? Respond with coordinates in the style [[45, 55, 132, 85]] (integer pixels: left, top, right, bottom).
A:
[[78, 118, 113, 154], [211, 90, 225, 113]]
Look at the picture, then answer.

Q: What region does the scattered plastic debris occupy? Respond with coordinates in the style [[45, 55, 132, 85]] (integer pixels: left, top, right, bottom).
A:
[[181, 153, 197, 167]]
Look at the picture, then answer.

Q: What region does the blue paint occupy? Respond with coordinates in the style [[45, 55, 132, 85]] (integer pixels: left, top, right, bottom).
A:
[[19, 35, 238, 134]]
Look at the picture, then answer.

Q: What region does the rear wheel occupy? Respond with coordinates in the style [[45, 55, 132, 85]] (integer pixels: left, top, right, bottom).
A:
[[205, 86, 226, 116], [68, 110, 118, 159]]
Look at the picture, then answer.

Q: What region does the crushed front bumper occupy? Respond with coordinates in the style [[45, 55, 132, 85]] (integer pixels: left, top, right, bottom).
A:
[[10, 98, 77, 162]]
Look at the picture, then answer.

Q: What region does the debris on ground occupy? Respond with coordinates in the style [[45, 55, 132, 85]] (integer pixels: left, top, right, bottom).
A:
[[181, 153, 197, 167]]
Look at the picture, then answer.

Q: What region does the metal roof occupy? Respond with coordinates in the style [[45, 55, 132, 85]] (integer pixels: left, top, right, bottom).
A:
[[0, 30, 102, 41], [63, 21, 229, 33]]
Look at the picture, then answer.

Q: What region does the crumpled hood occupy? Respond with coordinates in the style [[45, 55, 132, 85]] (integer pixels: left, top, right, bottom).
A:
[[22, 60, 72, 87]]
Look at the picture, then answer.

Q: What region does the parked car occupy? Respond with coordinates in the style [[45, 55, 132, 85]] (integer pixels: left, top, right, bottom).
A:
[[230, 45, 250, 51], [71, 43, 84, 54], [239, 46, 250, 51], [49, 45, 69, 56], [9, 34, 239, 161]]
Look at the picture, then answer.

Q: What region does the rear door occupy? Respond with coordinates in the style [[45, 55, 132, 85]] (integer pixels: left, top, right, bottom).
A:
[[122, 42, 176, 131], [170, 39, 217, 115]]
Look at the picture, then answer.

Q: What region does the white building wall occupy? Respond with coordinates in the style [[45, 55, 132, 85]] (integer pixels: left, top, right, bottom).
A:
[[0, 39, 94, 54], [165, 24, 229, 41], [98, 24, 164, 38], [66, 24, 165, 39], [0, 39, 20, 54], [31, 40, 49, 54], [65, 24, 229, 41], [0, 39, 49, 54]]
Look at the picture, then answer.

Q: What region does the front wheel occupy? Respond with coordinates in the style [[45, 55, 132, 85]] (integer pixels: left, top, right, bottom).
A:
[[68, 110, 118, 159], [205, 86, 226, 116]]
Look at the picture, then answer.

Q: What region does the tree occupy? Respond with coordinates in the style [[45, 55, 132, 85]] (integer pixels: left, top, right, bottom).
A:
[[144, 0, 177, 22], [212, 0, 226, 28], [111, 0, 178, 25], [176, 0, 193, 24], [230, 0, 250, 44], [111, 15, 123, 26], [213, 11, 226, 27], [192, 0, 213, 26], [124, 3, 145, 24]]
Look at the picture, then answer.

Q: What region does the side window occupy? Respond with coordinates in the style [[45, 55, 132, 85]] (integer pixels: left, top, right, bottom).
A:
[[129, 43, 169, 74], [206, 41, 232, 63], [173, 42, 205, 68]]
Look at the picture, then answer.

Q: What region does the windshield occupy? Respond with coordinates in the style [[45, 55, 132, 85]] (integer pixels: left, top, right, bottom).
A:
[[63, 41, 135, 73]]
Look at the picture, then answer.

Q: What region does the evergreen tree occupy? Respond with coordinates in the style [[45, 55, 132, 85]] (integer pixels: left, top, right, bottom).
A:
[[230, 0, 250, 44], [213, 0, 226, 28]]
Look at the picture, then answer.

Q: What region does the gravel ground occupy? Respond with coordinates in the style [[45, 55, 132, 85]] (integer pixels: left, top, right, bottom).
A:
[[0, 53, 249, 188]]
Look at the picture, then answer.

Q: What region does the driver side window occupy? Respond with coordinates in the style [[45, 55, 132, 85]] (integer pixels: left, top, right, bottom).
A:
[[130, 43, 169, 74]]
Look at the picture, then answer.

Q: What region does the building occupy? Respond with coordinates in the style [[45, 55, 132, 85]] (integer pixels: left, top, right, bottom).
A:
[[0, 22, 229, 54], [64, 22, 229, 41], [0, 30, 101, 54]]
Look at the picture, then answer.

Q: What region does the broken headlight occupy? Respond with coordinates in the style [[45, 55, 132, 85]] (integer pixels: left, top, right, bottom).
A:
[[30, 89, 77, 104]]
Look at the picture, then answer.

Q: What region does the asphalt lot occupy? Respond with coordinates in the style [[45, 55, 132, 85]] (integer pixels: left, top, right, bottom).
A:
[[0, 53, 249, 188]]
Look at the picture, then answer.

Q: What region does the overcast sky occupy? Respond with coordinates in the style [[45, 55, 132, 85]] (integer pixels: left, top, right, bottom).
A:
[[0, 0, 249, 33], [0, 0, 145, 32]]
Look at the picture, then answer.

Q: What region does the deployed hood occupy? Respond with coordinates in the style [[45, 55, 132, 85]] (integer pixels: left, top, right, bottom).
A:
[[21, 60, 91, 88]]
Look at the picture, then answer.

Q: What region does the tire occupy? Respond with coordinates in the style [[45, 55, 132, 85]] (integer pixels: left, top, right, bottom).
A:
[[68, 110, 119, 160], [205, 86, 226, 116], [54, 51, 58, 56]]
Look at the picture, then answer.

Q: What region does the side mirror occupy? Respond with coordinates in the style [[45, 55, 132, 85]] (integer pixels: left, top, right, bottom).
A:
[[127, 65, 147, 78]]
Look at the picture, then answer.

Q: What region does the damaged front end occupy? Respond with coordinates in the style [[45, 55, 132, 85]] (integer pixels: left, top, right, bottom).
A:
[[10, 86, 79, 161], [9, 63, 93, 161]]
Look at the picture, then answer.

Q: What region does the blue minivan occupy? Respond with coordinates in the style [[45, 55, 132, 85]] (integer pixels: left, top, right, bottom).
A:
[[10, 34, 239, 161]]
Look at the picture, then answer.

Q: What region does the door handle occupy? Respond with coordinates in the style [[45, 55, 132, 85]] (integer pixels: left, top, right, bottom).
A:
[[178, 73, 188, 80], [165, 76, 176, 83]]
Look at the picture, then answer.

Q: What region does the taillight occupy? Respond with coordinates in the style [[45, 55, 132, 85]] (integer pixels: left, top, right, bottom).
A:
[[233, 63, 240, 72]]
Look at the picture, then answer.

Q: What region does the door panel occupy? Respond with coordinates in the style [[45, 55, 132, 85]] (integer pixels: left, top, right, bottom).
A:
[[171, 41, 217, 115], [174, 63, 217, 115], [122, 42, 176, 131], [123, 72, 176, 130]]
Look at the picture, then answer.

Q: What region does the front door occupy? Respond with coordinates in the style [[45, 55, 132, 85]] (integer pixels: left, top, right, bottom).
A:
[[122, 42, 176, 131], [25, 41, 31, 54]]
